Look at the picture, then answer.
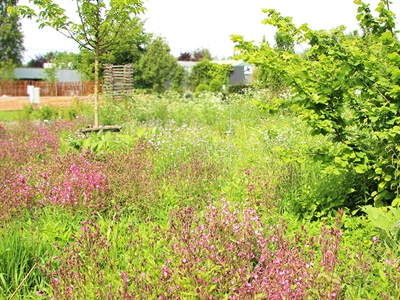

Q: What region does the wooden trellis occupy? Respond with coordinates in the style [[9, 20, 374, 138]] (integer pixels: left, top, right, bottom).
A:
[[103, 64, 133, 99]]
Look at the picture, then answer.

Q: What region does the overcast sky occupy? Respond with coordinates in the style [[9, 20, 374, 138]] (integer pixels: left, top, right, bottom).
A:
[[19, 0, 400, 63]]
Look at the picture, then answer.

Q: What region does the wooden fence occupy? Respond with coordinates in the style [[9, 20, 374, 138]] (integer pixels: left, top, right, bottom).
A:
[[103, 64, 133, 99], [0, 80, 102, 97]]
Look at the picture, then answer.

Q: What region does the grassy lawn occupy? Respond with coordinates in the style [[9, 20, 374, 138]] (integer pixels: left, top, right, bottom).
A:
[[0, 110, 24, 122]]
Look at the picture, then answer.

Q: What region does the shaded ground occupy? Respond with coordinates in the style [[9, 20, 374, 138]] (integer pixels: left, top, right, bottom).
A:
[[0, 96, 92, 111]]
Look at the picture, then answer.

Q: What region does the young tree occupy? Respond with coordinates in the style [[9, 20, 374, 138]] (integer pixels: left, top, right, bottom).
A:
[[102, 17, 150, 66], [139, 36, 183, 93], [43, 65, 58, 95], [76, 17, 151, 82], [12, 0, 145, 127]]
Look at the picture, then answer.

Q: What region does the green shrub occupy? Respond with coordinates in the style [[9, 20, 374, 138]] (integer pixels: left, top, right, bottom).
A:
[[194, 83, 209, 97], [209, 78, 223, 93], [170, 65, 185, 94], [189, 60, 233, 92], [36, 105, 58, 121], [233, 1, 400, 207], [189, 60, 213, 90], [21, 104, 34, 120]]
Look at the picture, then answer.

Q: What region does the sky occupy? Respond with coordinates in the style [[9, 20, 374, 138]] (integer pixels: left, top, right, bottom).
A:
[[18, 0, 400, 64]]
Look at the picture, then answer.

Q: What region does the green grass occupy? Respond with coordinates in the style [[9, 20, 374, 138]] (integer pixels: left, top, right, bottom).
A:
[[0, 110, 24, 122], [0, 222, 46, 299]]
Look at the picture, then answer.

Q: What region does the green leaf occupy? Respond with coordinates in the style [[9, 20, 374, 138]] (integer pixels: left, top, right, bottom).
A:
[[135, 127, 147, 139], [0, 273, 7, 289], [384, 174, 392, 182], [378, 181, 387, 190], [390, 221, 400, 241], [355, 164, 367, 174], [392, 197, 400, 207], [209, 284, 217, 293]]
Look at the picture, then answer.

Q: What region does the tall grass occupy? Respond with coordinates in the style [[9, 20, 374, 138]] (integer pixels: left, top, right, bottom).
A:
[[0, 223, 44, 299]]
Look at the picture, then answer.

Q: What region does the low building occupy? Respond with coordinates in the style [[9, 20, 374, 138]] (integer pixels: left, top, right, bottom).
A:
[[0, 68, 93, 97], [14, 67, 81, 83]]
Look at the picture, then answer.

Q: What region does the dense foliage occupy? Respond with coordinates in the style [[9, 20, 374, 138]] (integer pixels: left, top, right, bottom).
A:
[[138, 36, 184, 93], [26, 54, 49, 68], [0, 0, 24, 65], [189, 60, 233, 93], [0, 0, 24, 90], [75, 18, 151, 81], [233, 0, 400, 210]]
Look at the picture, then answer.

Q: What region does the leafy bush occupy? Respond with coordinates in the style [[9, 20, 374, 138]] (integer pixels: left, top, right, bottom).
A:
[[36, 105, 58, 121], [363, 205, 400, 255], [189, 60, 233, 91], [209, 78, 223, 93], [21, 104, 35, 120], [189, 60, 213, 90], [194, 83, 209, 97], [233, 0, 400, 208]]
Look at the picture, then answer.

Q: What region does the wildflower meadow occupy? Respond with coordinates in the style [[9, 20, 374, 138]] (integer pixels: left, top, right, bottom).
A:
[[1, 90, 399, 299]]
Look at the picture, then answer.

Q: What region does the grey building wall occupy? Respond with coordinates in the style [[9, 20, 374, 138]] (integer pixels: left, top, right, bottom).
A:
[[230, 66, 245, 85], [14, 68, 81, 82]]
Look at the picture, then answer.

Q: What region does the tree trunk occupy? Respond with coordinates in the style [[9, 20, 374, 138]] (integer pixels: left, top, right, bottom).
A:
[[94, 43, 99, 128]]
